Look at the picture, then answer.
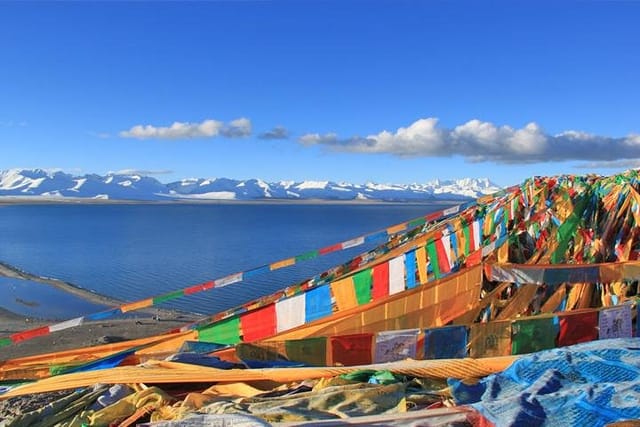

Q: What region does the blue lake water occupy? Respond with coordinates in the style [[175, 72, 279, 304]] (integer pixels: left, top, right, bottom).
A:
[[0, 203, 455, 319]]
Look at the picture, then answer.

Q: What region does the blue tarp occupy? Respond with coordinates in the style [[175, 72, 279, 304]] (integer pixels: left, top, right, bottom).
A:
[[449, 338, 640, 427]]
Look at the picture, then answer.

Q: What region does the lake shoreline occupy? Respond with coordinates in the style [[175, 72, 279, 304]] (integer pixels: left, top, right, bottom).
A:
[[0, 195, 466, 206]]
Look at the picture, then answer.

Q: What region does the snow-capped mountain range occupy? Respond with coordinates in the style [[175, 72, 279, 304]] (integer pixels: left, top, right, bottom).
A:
[[0, 169, 501, 202]]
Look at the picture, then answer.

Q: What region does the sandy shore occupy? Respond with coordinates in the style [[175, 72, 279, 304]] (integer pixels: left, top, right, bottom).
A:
[[0, 261, 200, 360], [0, 311, 198, 361]]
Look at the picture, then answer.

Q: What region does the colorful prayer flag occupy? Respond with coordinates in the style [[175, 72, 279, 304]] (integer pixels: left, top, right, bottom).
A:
[[331, 333, 373, 366], [331, 276, 357, 311], [372, 262, 390, 300], [511, 317, 557, 355], [276, 293, 306, 333], [240, 304, 277, 342], [353, 269, 372, 305], [558, 310, 598, 347], [305, 285, 333, 322], [374, 329, 419, 363], [285, 337, 327, 366], [389, 255, 405, 295], [423, 325, 468, 359], [599, 305, 632, 339], [198, 316, 241, 345]]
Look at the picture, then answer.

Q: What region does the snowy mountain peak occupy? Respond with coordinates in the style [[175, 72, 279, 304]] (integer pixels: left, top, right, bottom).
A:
[[0, 169, 501, 202]]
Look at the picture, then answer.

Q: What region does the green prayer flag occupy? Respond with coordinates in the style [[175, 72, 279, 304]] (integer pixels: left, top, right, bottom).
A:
[[552, 194, 588, 264], [426, 240, 441, 279], [462, 223, 470, 256], [153, 289, 185, 305], [511, 317, 557, 355], [353, 269, 372, 305], [408, 218, 426, 229], [285, 337, 327, 366], [0, 337, 11, 348], [296, 250, 319, 262], [198, 316, 241, 344]]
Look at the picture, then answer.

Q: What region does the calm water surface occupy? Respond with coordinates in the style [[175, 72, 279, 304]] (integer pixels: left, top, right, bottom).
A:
[[0, 203, 454, 317]]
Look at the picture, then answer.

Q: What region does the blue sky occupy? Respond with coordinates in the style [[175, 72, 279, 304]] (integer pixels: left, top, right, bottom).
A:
[[1, 1, 639, 187]]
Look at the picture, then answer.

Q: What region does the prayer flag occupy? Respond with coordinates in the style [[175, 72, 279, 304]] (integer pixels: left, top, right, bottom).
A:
[[372, 262, 390, 300], [387, 223, 407, 235], [342, 236, 365, 249], [374, 329, 419, 363], [468, 321, 512, 358], [331, 276, 357, 311], [472, 219, 482, 249], [599, 305, 632, 339], [184, 281, 214, 295], [241, 304, 277, 342], [285, 337, 327, 366], [462, 223, 471, 256], [198, 316, 241, 345], [331, 333, 373, 366], [153, 290, 185, 306], [511, 317, 557, 355], [49, 317, 84, 333], [121, 298, 153, 313], [439, 234, 454, 271], [276, 294, 306, 333], [389, 255, 405, 295], [416, 246, 428, 284], [270, 258, 295, 271], [426, 240, 441, 279], [424, 326, 468, 359], [353, 269, 372, 305], [305, 285, 333, 322], [11, 326, 50, 343], [405, 249, 417, 289], [85, 308, 122, 321], [558, 310, 598, 347]]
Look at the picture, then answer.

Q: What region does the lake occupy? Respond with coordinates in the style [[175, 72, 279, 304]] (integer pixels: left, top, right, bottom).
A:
[[0, 202, 456, 318]]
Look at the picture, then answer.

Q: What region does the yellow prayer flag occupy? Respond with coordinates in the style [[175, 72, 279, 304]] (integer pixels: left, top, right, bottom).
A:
[[331, 277, 357, 311], [121, 298, 154, 313], [270, 258, 296, 271]]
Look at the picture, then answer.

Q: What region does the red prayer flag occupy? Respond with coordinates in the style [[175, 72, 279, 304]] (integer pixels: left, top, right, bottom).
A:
[[372, 262, 390, 300], [558, 310, 598, 347], [319, 243, 343, 255], [435, 238, 451, 274], [11, 326, 50, 343], [240, 304, 277, 342], [330, 333, 373, 366]]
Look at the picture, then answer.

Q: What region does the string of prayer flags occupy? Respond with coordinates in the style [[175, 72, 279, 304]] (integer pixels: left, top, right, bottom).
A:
[[330, 333, 373, 366], [599, 304, 632, 339], [275, 293, 306, 333], [304, 285, 333, 322], [423, 325, 468, 359], [557, 310, 598, 347], [285, 337, 327, 366], [198, 316, 241, 345], [511, 317, 557, 355], [374, 329, 419, 363]]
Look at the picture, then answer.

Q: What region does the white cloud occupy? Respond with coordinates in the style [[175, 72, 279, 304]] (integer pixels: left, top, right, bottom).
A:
[[259, 126, 290, 140], [221, 117, 252, 138], [574, 159, 640, 169], [119, 118, 251, 139], [298, 117, 640, 164]]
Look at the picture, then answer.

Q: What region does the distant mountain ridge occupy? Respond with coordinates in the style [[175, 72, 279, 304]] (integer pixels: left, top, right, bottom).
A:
[[0, 169, 501, 202]]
